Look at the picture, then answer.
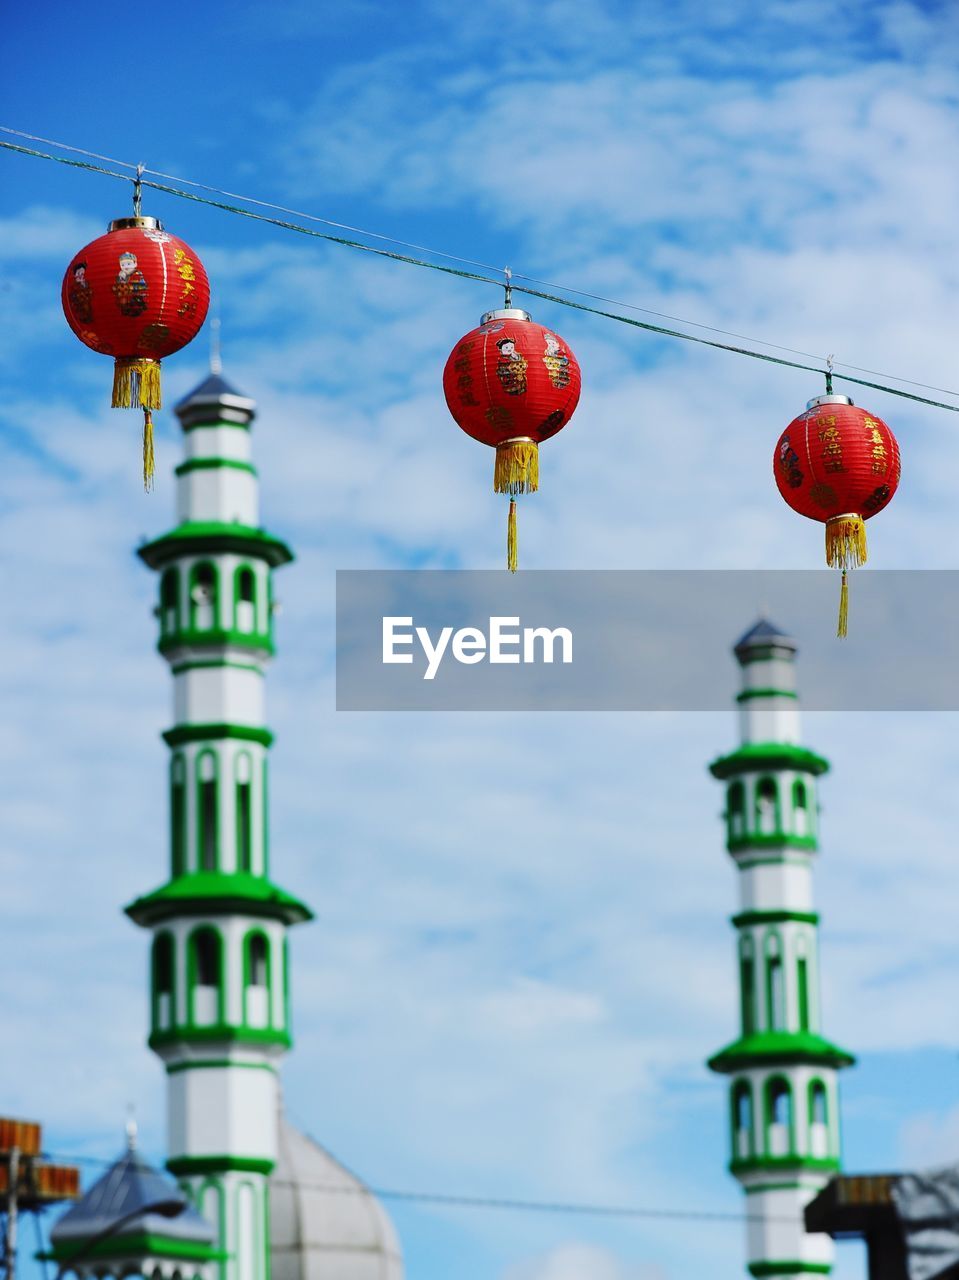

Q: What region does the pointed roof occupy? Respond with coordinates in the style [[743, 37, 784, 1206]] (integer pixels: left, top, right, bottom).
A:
[[174, 369, 257, 428], [50, 1145, 213, 1248], [733, 617, 797, 661], [175, 372, 247, 406]]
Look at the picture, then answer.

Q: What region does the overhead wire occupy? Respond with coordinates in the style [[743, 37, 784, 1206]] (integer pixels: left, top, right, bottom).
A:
[[40, 1150, 813, 1227], [2, 124, 955, 397], [2, 128, 958, 413]]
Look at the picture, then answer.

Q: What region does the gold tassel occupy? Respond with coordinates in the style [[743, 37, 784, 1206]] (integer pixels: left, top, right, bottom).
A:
[[494, 438, 539, 495], [825, 514, 866, 640], [837, 569, 849, 639], [142, 408, 155, 492], [825, 513, 867, 570], [507, 498, 518, 573], [112, 358, 162, 410]]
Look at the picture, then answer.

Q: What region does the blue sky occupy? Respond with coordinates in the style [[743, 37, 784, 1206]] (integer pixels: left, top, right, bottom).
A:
[[5, 2, 959, 1278]]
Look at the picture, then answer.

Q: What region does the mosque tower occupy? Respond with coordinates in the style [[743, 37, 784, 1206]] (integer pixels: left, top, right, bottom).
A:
[[125, 371, 402, 1280], [707, 621, 854, 1280]]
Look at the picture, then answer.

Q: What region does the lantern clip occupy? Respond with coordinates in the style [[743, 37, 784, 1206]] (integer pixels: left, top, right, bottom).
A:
[[825, 353, 835, 395], [503, 265, 512, 309], [133, 162, 145, 218]]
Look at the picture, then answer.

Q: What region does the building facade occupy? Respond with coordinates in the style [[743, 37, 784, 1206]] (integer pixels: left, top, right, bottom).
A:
[[708, 621, 854, 1279]]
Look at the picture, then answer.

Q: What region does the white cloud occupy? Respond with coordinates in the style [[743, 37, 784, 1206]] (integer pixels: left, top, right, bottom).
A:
[[900, 1106, 959, 1170], [501, 1243, 668, 1280]]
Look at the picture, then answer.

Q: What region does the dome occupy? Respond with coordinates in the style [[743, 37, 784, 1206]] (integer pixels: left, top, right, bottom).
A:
[[270, 1111, 404, 1280]]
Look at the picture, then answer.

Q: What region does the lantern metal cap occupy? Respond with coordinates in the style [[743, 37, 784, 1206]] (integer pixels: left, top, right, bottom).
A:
[[109, 216, 163, 232], [807, 393, 854, 409], [481, 307, 532, 325]]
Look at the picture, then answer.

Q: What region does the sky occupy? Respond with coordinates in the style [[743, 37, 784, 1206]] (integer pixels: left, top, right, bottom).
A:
[[4, 1, 959, 1277]]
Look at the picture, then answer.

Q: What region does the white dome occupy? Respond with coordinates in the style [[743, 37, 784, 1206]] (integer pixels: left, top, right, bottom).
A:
[[270, 1112, 403, 1280]]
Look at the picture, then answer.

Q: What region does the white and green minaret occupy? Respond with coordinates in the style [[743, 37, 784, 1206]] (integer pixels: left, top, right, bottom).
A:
[[708, 620, 854, 1280], [126, 372, 311, 1280]]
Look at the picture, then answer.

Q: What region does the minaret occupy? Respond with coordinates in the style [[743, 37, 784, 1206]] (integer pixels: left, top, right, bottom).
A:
[[708, 620, 854, 1280], [126, 371, 312, 1280]]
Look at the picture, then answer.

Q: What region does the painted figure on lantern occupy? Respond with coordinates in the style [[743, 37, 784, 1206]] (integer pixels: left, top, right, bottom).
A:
[[113, 250, 148, 317], [495, 335, 528, 395], [543, 332, 570, 389], [68, 261, 93, 323]]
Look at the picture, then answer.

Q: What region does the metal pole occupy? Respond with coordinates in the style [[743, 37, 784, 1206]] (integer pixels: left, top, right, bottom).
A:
[[5, 1146, 19, 1280]]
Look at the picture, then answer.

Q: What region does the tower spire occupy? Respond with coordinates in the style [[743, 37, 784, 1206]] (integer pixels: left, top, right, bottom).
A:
[[708, 619, 854, 1280], [209, 313, 222, 376]]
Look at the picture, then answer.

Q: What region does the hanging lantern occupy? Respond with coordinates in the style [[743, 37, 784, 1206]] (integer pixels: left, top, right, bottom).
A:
[[61, 215, 210, 489], [443, 305, 581, 570], [774, 392, 900, 637]]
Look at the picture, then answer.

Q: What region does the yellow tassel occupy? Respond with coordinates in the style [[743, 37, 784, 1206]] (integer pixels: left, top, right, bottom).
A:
[[494, 438, 539, 495], [825, 513, 867, 570], [142, 408, 155, 492], [507, 498, 518, 573], [112, 358, 162, 410], [837, 569, 849, 639], [825, 514, 865, 639]]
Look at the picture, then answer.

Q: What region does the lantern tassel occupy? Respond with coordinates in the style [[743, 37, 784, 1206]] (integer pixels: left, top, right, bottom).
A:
[[837, 570, 849, 639], [142, 409, 155, 492], [495, 439, 539, 495], [825, 514, 867, 639], [507, 498, 518, 573], [113, 358, 162, 411]]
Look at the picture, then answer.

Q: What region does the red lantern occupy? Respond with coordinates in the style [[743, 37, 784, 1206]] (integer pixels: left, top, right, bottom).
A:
[[62, 215, 210, 489], [443, 305, 581, 570], [774, 392, 901, 636]]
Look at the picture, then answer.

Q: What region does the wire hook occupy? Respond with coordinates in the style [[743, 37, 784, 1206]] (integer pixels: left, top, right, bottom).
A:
[[504, 265, 512, 309], [825, 353, 835, 395], [133, 162, 144, 217]]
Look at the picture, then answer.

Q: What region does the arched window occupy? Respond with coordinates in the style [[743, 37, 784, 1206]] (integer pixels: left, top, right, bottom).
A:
[[809, 1080, 829, 1158], [200, 1181, 225, 1253], [262, 757, 270, 878], [235, 753, 253, 873], [766, 1077, 793, 1156], [797, 938, 811, 1032], [244, 932, 270, 1029], [280, 935, 289, 1029], [732, 1080, 753, 1160], [160, 568, 179, 635], [197, 751, 218, 872], [765, 934, 785, 1031], [189, 927, 222, 1027], [171, 755, 186, 877], [190, 562, 217, 632], [739, 937, 756, 1035], [235, 566, 256, 635], [728, 782, 745, 840], [793, 779, 809, 836], [756, 777, 778, 835], [153, 933, 174, 1031]]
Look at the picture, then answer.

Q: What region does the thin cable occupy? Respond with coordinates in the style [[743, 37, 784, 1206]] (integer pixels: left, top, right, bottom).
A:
[[40, 1151, 809, 1226], [4, 135, 959, 413], [0, 127, 140, 172], [0, 126, 504, 274], [5, 124, 954, 392]]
